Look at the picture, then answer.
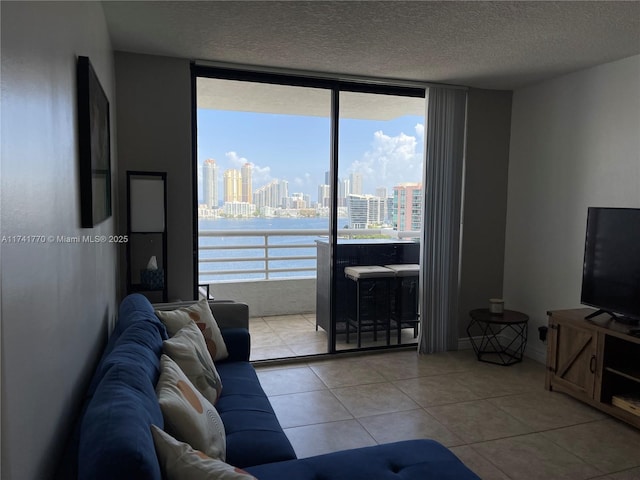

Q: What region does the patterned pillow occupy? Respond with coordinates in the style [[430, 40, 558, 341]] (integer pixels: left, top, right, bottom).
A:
[[151, 425, 256, 480], [156, 355, 226, 461], [163, 322, 223, 405], [156, 299, 229, 361]]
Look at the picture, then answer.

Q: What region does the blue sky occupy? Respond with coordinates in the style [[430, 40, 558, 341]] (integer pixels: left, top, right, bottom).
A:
[[197, 108, 425, 203]]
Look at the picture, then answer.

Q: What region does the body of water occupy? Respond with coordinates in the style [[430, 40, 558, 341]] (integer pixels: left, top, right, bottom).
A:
[[198, 217, 330, 282]]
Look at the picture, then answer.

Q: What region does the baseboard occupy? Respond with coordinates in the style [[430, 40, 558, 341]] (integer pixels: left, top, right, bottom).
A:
[[525, 341, 547, 364]]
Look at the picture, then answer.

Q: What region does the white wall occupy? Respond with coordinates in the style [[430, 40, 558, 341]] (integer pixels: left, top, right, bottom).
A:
[[114, 52, 194, 301], [0, 3, 118, 479], [212, 278, 316, 317], [459, 89, 512, 337], [504, 55, 640, 363]]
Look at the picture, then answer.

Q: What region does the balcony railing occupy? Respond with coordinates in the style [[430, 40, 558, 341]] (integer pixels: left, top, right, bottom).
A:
[[198, 228, 420, 283]]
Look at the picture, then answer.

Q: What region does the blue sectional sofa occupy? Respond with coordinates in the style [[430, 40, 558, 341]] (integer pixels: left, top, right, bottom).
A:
[[58, 294, 479, 479]]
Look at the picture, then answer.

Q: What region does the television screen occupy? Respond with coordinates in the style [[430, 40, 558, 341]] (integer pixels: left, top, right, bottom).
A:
[[581, 207, 640, 322]]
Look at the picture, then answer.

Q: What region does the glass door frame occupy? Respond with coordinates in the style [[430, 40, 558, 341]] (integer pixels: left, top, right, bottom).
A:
[[191, 63, 426, 355]]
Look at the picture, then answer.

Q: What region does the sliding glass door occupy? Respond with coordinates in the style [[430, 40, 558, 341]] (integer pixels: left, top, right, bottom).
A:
[[193, 67, 425, 359], [334, 91, 425, 351]]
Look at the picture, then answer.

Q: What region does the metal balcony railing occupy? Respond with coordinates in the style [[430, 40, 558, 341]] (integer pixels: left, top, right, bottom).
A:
[[198, 228, 420, 283]]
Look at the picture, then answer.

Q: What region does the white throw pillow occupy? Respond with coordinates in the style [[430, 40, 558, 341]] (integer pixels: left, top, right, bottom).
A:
[[156, 299, 229, 361], [163, 322, 223, 405], [151, 425, 256, 480], [156, 354, 226, 461]]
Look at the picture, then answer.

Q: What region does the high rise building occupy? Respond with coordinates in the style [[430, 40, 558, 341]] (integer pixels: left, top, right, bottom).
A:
[[223, 169, 242, 203], [338, 178, 350, 207], [291, 192, 307, 209], [254, 180, 277, 210], [241, 163, 253, 204], [393, 183, 423, 232], [318, 184, 330, 208], [347, 194, 386, 229], [202, 159, 218, 208], [280, 180, 289, 207], [350, 172, 363, 195]]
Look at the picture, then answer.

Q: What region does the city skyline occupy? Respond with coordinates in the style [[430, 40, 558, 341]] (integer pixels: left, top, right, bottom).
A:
[[199, 159, 423, 230], [200, 161, 420, 209], [196, 108, 425, 204]]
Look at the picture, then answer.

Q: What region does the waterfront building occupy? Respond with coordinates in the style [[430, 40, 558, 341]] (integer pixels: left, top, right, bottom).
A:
[[223, 169, 242, 203], [291, 196, 307, 209], [393, 183, 423, 232], [202, 159, 219, 208], [338, 178, 350, 207], [347, 194, 386, 229], [350, 172, 363, 195], [318, 184, 330, 208], [254, 179, 288, 212], [241, 163, 252, 204], [222, 201, 255, 217]]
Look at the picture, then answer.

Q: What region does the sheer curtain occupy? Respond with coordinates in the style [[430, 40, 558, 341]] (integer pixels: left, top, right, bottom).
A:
[[418, 87, 467, 354]]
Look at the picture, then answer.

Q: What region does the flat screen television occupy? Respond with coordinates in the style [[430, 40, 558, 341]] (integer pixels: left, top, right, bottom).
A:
[[581, 207, 640, 324]]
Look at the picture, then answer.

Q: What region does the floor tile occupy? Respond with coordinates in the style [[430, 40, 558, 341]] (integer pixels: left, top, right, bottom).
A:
[[250, 331, 285, 348], [446, 368, 534, 398], [250, 345, 296, 361], [269, 390, 352, 428], [256, 366, 326, 396], [449, 445, 512, 480], [426, 399, 535, 443], [487, 390, 606, 431], [331, 382, 419, 418], [310, 359, 387, 388], [542, 419, 640, 473], [394, 375, 480, 407], [251, 315, 638, 478], [288, 340, 329, 356], [357, 408, 464, 446], [470, 432, 602, 480], [284, 420, 377, 458], [368, 350, 472, 381], [276, 329, 327, 345]]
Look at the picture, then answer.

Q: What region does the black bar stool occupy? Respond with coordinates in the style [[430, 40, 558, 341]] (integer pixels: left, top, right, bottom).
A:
[[384, 264, 420, 344], [344, 265, 396, 348]]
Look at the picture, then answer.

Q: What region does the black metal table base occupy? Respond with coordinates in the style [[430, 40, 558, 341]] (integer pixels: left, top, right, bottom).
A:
[[467, 309, 529, 366]]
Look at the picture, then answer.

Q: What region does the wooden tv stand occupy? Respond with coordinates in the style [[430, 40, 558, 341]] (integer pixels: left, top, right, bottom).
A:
[[545, 308, 640, 429]]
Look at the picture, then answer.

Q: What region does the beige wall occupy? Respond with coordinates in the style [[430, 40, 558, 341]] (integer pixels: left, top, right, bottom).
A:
[[458, 89, 513, 339], [114, 52, 194, 301], [0, 2, 118, 479], [504, 55, 640, 363]]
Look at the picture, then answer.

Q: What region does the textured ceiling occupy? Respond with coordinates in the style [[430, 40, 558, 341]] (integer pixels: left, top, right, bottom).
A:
[[102, 1, 640, 90]]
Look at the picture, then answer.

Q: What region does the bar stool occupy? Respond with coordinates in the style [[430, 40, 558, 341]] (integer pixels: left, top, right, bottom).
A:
[[344, 265, 396, 348], [384, 264, 420, 344]]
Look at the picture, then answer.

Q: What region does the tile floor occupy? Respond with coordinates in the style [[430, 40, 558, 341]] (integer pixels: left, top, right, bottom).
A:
[[251, 316, 640, 480], [249, 312, 419, 361]]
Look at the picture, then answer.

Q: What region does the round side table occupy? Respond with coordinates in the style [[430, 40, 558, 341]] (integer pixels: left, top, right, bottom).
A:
[[467, 309, 529, 366]]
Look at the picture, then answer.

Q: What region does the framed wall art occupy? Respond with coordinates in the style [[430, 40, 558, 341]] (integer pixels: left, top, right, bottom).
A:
[[77, 55, 111, 228]]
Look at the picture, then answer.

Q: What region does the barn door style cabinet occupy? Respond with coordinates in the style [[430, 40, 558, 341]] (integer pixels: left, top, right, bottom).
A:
[[546, 309, 640, 429]]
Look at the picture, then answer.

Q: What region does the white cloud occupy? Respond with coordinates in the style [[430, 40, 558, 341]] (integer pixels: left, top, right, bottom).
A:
[[225, 151, 271, 186], [415, 123, 424, 140], [349, 129, 423, 193]]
